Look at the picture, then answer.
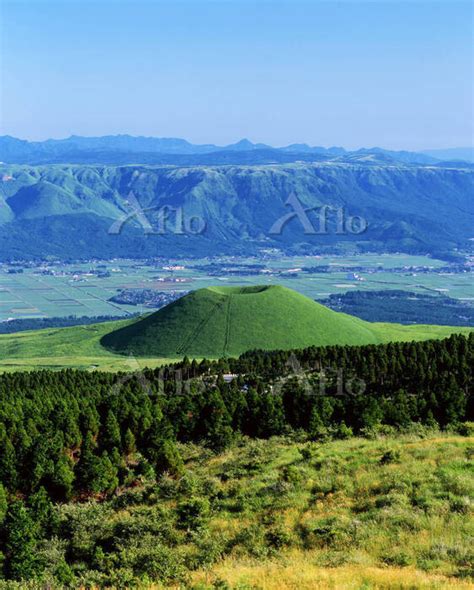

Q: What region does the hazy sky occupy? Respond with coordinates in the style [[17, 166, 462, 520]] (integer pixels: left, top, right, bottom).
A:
[[1, 0, 472, 150]]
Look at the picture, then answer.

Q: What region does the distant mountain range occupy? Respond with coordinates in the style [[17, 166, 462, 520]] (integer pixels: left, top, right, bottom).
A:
[[421, 147, 474, 162], [1, 134, 472, 166], [0, 159, 472, 261]]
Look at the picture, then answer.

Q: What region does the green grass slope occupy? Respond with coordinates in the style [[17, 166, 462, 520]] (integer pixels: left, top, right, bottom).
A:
[[0, 284, 471, 371], [184, 433, 474, 588], [0, 318, 174, 372], [101, 285, 473, 358]]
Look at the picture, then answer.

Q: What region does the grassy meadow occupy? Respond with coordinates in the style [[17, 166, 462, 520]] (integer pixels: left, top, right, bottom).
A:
[[0, 318, 175, 372], [184, 433, 474, 589], [15, 431, 471, 589], [0, 299, 471, 371]]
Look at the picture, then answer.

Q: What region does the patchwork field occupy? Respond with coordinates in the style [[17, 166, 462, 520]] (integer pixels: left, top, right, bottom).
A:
[[0, 254, 471, 323]]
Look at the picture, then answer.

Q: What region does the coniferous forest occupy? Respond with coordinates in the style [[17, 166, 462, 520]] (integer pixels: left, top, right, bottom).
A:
[[0, 334, 472, 587]]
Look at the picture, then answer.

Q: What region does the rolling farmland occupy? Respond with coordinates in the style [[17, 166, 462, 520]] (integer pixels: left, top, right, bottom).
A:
[[0, 253, 472, 323]]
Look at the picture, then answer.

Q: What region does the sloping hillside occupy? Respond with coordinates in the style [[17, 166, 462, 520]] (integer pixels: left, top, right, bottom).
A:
[[101, 285, 473, 357], [0, 286, 471, 370], [0, 161, 473, 260]]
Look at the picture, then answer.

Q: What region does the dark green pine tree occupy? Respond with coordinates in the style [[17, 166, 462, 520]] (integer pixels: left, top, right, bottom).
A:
[[199, 388, 233, 450], [102, 410, 121, 452], [98, 452, 119, 494], [438, 376, 466, 426], [0, 483, 7, 525], [387, 389, 412, 427], [76, 432, 102, 493], [123, 428, 136, 455], [28, 486, 57, 536], [0, 435, 17, 491], [155, 439, 184, 477], [4, 500, 38, 580], [51, 455, 75, 500]]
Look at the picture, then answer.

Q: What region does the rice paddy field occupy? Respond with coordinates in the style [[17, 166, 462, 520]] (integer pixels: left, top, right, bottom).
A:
[[0, 254, 472, 323]]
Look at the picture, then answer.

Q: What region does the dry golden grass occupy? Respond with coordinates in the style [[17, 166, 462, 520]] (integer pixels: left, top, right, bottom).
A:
[[192, 552, 474, 589], [183, 435, 474, 589], [73, 434, 473, 590]]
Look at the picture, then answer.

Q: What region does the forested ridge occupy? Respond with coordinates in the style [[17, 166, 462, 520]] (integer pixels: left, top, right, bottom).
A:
[[1, 162, 473, 261], [321, 289, 474, 326], [1, 334, 472, 499], [0, 333, 472, 586]]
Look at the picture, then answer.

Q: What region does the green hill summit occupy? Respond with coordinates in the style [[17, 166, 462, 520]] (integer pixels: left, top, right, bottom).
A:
[[0, 284, 470, 369], [101, 285, 393, 357]]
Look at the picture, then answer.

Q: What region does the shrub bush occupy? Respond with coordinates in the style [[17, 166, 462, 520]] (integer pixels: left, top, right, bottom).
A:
[[458, 421, 474, 436], [299, 516, 350, 549], [264, 524, 292, 549], [229, 524, 270, 559], [117, 534, 187, 583], [381, 550, 413, 567], [281, 465, 303, 485], [176, 497, 210, 531], [380, 449, 401, 464]]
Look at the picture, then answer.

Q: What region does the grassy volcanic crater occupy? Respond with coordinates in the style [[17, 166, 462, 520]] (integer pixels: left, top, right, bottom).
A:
[[100, 285, 470, 358]]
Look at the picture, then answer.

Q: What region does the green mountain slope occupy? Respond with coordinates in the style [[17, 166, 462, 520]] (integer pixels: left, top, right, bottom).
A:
[[0, 288, 471, 371], [101, 285, 473, 358], [0, 318, 170, 372], [0, 162, 473, 260]]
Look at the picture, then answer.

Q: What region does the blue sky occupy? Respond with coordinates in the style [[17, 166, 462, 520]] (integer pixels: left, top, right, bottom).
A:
[[1, 0, 472, 150]]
